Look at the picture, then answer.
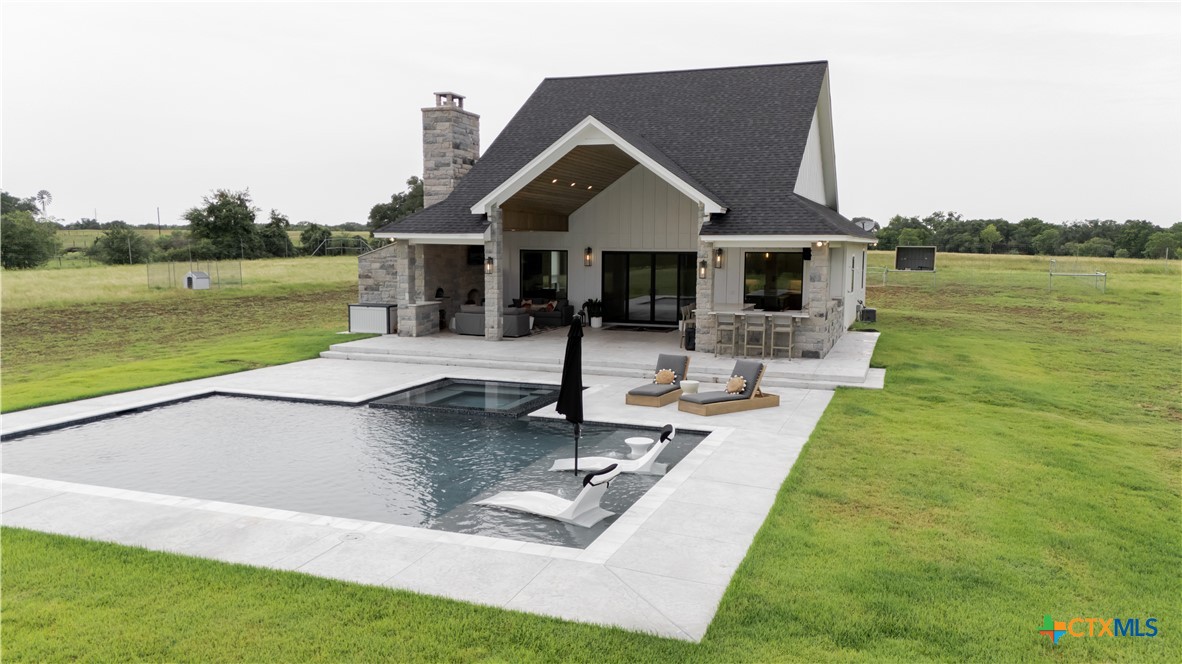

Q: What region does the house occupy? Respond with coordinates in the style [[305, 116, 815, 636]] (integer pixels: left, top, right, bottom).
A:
[[363, 62, 875, 358]]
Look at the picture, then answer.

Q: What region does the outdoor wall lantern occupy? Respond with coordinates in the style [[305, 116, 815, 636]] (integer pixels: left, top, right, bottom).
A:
[[714, 247, 724, 269], [815, 240, 826, 248], [698, 259, 708, 279], [484, 256, 495, 274], [584, 247, 593, 267]]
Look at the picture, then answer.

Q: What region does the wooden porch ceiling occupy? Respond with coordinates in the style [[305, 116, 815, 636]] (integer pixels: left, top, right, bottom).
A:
[[502, 145, 638, 216]]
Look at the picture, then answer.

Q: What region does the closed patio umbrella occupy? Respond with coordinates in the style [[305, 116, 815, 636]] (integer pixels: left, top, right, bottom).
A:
[[555, 316, 585, 475]]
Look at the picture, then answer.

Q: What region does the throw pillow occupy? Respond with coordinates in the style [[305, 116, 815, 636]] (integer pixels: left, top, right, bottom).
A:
[[654, 369, 677, 385], [724, 375, 747, 394], [546, 300, 557, 312], [519, 300, 532, 311]]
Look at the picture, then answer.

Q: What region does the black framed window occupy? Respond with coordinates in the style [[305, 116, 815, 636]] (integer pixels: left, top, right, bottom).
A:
[[520, 250, 567, 299], [743, 252, 804, 311]]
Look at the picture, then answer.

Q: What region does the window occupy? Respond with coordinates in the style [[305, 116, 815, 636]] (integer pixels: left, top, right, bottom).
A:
[[861, 250, 866, 289], [520, 250, 567, 299], [743, 252, 803, 311], [850, 255, 855, 293]]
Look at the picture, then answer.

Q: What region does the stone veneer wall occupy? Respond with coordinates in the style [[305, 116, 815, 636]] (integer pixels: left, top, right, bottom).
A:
[[794, 243, 844, 358], [357, 243, 399, 304], [422, 104, 480, 208]]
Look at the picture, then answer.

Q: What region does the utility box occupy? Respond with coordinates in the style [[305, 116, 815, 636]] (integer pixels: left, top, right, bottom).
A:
[[184, 271, 211, 290], [349, 303, 398, 334], [895, 246, 937, 271]]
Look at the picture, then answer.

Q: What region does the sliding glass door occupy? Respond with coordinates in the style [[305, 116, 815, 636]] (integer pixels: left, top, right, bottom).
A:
[[602, 252, 695, 326]]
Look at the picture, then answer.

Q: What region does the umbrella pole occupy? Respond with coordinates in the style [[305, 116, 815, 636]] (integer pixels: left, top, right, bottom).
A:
[[574, 423, 580, 476]]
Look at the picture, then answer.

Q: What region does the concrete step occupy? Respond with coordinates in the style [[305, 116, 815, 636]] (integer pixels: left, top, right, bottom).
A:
[[319, 345, 875, 390]]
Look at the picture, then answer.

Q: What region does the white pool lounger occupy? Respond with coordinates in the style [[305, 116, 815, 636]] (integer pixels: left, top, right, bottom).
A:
[[548, 424, 675, 475], [474, 464, 623, 528]]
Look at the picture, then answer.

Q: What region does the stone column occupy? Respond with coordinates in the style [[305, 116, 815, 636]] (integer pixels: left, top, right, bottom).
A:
[[394, 239, 416, 336], [795, 242, 831, 358], [484, 205, 503, 340], [412, 244, 427, 303], [695, 238, 716, 353]]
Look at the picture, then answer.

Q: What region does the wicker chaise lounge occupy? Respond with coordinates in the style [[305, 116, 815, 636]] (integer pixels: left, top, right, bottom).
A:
[[677, 359, 780, 416], [625, 354, 691, 407]]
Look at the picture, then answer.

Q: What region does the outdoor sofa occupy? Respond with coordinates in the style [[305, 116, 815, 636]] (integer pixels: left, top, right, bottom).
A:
[[453, 304, 531, 337]]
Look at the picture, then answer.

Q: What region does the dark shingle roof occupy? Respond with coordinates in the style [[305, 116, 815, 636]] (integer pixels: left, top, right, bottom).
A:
[[381, 62, 873, 238]]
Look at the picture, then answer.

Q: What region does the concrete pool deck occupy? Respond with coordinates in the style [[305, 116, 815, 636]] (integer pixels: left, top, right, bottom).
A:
[[2, 332, 880, 642]]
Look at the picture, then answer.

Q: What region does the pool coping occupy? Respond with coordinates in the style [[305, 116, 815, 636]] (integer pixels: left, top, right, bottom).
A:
[[1, 357, 837, 642]]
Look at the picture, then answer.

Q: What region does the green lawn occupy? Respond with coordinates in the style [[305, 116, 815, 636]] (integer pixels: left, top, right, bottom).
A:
[[2, 255, 1179, 661]]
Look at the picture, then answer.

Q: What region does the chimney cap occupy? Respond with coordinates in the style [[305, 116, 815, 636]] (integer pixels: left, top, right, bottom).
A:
[[433, 92, 465, 108]]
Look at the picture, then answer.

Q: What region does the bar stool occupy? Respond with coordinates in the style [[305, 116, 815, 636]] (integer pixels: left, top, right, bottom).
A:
[[742, 313, 767, 358], [769, 314, 795, 360], [714, 313, 739, 357]]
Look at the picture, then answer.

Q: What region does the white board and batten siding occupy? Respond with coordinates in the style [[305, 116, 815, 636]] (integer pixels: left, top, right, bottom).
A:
[[501, 164, 700, 307], [793, 106, 838, 209]]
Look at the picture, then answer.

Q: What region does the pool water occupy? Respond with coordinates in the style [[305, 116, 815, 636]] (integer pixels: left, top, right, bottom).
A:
[[2, 395, 704, 548], [370, 378, 561, 417]]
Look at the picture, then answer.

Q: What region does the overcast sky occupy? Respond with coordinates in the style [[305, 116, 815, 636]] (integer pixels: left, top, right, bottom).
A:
[[3, 1, 1179, 228]]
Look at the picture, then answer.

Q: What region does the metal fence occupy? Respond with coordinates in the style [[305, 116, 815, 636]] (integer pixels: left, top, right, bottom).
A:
[[146, 259, 243, 290]]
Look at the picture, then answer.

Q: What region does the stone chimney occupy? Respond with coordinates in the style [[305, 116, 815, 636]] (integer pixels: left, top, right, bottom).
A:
[[422, 92, 480, 208]]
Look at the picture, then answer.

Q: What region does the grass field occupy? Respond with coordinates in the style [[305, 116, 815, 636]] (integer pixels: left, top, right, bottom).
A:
[[2, 253, 1179, 661], [1, 256, 366, 411]]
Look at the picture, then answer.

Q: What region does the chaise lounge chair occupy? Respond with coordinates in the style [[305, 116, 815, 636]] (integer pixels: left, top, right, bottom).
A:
[[548, 424, 675, 475], [474, 464, 622, 528], [677, 359, 780, 416], [625, 354, 691, 407]]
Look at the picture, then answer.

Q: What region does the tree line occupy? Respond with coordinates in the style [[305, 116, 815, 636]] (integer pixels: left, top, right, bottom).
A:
[[1, 181, 426, 269], [874, 212, 1181, 259]]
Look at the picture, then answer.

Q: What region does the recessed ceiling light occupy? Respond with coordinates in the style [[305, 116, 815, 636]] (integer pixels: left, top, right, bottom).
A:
[[586, 185, 592, 190], [570, 182, 576, 187], [551, 178, 558, 184]]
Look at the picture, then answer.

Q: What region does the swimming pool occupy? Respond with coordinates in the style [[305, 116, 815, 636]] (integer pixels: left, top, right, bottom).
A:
[[2, 393, 704, 548]]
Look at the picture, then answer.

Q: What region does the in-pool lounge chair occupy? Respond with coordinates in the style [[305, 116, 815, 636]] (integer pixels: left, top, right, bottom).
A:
[[549, 424, 675, 475], [474, 464, 622, 528], [678, 359, 780, 416], [625, 354, 691, 407]]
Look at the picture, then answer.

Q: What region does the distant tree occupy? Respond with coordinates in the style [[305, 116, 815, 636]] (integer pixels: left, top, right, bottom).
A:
[[67, 217, 102, 230], [183, 189, 264, 258], [1, 210, 61, 268], [1114, 249, 1130, 258], [1, 191, 40, 215], [979, 223, 1002, 253], [335, 221, 370, 232], [1077, 237, 1115, 257], [1143, 231, 1181, 259], [260, 209, 296, 257], [35, 189, 52, 216], [368, 176, 424, 231], [1032, 228, 1061, 255], [300, 223, 333, 255], [1115, 220, 1157, 258], [89, 222, 153, 264], [896, 228, 930, 247], [875, 215, 930, 250]]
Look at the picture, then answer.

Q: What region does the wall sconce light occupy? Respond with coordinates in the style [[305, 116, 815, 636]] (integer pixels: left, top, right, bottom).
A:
[[584, 247, 593, 267], [714, 248, 724, 269], [484, 256, 494, 274], [698, 259, 708, 279], [815, 241, 825, 248]]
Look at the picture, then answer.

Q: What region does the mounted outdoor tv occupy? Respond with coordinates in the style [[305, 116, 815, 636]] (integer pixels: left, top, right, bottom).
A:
[[895, 246, 937, 271]]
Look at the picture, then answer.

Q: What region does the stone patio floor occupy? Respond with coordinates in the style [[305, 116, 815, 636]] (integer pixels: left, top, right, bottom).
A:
[[1, 332, 881, 642]]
